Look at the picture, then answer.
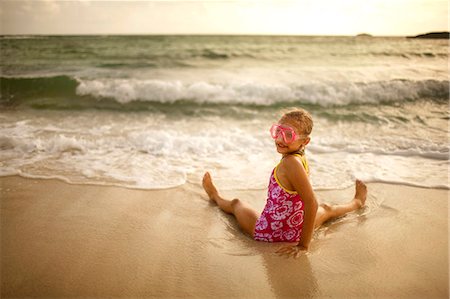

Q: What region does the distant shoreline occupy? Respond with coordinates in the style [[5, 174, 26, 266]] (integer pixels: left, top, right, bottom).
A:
[[407, 32, 450, 39]]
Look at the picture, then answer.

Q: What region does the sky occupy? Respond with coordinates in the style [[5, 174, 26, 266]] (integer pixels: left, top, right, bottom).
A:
[[0, 0, 448, 36]]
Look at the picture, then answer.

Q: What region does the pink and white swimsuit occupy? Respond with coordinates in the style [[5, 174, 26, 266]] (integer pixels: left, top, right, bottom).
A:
[[253, 154, 309, 243]]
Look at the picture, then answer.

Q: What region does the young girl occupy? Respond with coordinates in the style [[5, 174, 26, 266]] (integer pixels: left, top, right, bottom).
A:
[[202, 108, 367, 257]]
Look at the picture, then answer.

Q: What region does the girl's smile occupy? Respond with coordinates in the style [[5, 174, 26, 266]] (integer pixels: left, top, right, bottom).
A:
[[275, 140, 297, 155], [275, 140, 289, 150]]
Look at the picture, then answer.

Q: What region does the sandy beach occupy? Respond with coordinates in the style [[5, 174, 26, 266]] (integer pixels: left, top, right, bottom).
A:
[[1, 176, 448, 298]]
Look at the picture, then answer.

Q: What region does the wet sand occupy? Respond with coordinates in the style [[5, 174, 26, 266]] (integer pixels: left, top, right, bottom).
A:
[[1, 176, 448, 298]]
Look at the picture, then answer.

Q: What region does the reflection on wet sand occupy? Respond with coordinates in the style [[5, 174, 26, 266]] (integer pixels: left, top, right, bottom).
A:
[[262, 251, 319, 299]]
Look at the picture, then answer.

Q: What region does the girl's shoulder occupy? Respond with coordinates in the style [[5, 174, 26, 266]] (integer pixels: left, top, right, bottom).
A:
[[281, 154, 309, 175]]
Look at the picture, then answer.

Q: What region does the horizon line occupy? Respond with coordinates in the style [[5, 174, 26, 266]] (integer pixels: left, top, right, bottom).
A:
[[1, 31, 448, 37]]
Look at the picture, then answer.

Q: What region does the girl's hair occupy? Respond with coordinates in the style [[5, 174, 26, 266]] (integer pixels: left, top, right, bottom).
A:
[[280, 108, 313, 136]]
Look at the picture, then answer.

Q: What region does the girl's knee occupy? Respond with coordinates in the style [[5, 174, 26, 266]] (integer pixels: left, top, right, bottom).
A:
[[320, 202, 332, 211], [231, 198, 241, 208]]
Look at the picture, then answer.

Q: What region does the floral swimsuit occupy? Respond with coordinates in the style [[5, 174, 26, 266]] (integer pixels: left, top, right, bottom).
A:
[[253, 154, 309, 242]]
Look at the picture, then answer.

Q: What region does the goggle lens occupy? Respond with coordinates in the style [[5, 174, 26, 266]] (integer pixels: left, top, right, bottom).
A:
[[270, 124, 297, 144]]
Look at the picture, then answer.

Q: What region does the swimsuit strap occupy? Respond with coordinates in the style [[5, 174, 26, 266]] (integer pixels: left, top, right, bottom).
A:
[[293, 148, 305, 156], [288, 151, 309, 175]]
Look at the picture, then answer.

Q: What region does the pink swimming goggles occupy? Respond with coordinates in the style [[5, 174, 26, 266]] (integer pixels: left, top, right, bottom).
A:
[[270, 124, 304, 144]]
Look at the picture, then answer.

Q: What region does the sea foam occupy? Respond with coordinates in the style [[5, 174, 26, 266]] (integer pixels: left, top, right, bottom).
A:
[[1, 110, 448, 190], [76, 77, 449, 106]]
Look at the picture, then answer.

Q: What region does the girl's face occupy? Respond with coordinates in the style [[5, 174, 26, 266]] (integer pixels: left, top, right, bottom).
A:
[[274, 119, 310, 155]]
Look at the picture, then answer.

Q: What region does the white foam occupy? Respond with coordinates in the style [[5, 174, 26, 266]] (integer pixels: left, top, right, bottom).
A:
[[75, 77, 449, 106], [46, 135, 87, 154], [1, 110, 448, 190]]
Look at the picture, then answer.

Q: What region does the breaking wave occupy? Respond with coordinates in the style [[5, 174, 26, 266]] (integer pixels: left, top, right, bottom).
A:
[[1, 75, 449, 109]]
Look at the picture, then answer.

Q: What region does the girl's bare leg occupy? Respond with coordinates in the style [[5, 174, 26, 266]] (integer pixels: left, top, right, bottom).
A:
[[314, 180, 368, 228], [202, 172, 259, 237]]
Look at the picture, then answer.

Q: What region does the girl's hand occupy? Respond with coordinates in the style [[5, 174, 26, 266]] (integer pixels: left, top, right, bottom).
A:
[[276, 244, 308, 258]]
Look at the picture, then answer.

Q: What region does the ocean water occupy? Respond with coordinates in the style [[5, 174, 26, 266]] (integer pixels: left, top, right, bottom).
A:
[[1, 35, 448, 190]]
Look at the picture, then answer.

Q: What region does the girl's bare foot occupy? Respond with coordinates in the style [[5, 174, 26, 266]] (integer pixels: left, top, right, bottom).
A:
[[354, 179, 367, 208], [202, 172, 219, 202]]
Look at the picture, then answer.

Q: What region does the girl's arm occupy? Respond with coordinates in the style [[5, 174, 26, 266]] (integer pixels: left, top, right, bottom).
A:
[[283, 155, 318, 249]]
